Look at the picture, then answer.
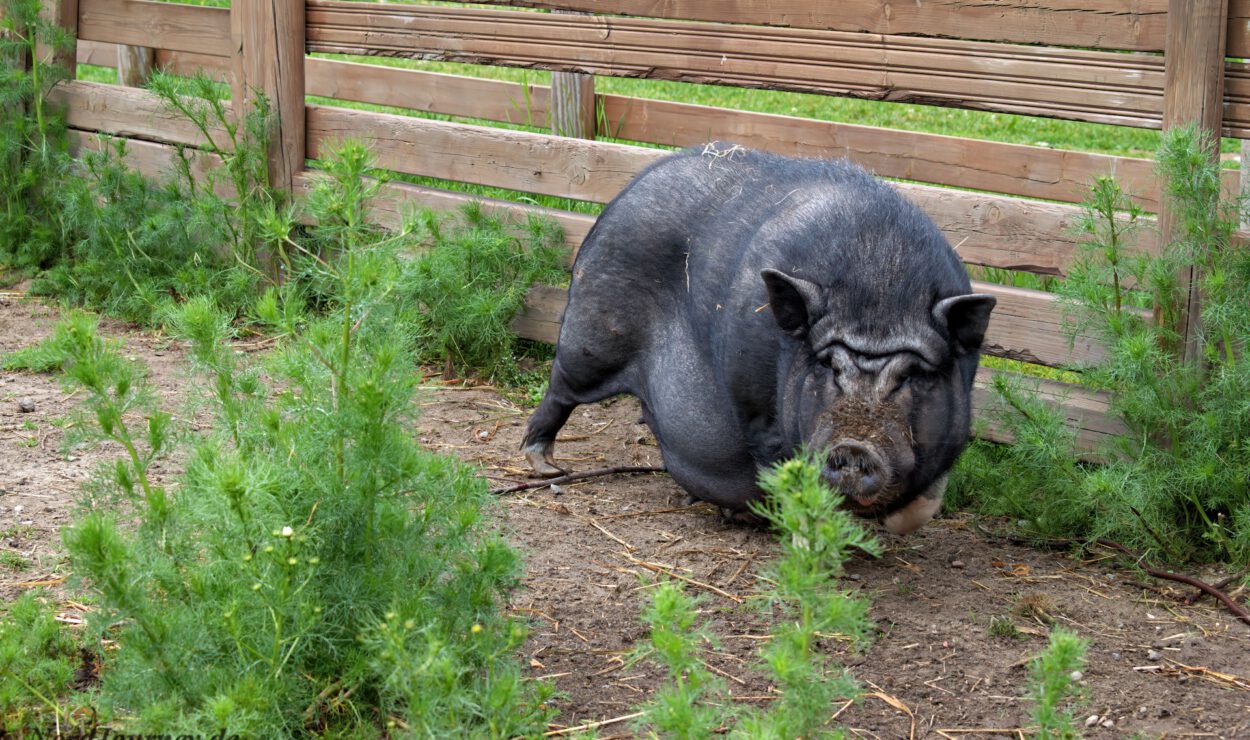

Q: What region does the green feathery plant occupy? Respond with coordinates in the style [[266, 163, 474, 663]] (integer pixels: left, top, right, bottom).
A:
[[964, 125, 1250, 562], [0, 0, 74, 270], [1025, 628, 1089, 739], [32, 143, 554, 736], [0, 591, 95, 735], [398, 202, 566, 381], [634, 455, 880, 737], [147, 71, 291, 274]]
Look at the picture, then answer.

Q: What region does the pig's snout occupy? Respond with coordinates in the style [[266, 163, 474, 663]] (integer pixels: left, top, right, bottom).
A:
[[823, 441, 887, 507]]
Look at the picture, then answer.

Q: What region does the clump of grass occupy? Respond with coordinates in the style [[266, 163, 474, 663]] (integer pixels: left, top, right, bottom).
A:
[[0, 591, 94, 735], [398, 202, 567, 381], [964, 125, 1250, 562], [33, 136, 261, 324], [633, 455, 880, 737], [29, 70, 284, 324], [49, 143, 552, 736], [1026, 628, 1089, 739], [988, 615, 1023, 641]]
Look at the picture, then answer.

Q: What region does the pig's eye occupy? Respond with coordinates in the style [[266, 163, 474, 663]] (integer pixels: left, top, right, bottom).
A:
[[902, 369, 936, 389]]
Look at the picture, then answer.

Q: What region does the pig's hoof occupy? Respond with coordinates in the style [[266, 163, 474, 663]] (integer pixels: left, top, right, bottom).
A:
[[524, 444, 567, 478]]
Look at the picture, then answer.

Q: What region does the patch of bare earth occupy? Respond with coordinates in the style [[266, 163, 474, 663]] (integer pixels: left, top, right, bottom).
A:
[[2, 296, 1248, 738]]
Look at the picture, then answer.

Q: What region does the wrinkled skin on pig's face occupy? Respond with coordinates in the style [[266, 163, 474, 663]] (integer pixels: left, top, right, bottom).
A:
[[521, 146, 995, 535], [765, 268, 995, 531]]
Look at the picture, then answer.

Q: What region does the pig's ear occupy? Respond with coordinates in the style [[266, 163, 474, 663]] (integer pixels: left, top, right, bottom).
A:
[[933, 294, 997, 352], [762, 268, 821, 335]]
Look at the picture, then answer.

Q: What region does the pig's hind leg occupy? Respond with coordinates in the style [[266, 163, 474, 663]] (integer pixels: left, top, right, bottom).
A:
[[521, 355, 625, 477]]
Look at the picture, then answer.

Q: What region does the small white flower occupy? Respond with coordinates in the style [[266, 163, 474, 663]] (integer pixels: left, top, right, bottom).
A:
[[281, 526, 294, 537]]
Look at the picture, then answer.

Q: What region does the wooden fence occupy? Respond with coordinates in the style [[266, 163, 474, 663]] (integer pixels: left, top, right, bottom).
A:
[[32, 0, 1245, 450]]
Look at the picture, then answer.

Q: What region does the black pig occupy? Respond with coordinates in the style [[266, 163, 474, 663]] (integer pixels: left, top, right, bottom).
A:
[[522, 145, 995, 534]]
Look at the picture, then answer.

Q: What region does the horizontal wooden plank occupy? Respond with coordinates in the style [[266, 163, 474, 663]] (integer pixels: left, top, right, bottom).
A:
[[307, 103, 661, 202], [601, 95, 1171, 212], [305, 2, 1166, 129], [296, 60, 1173, 212], [78, 0, 232, 57], [306, 58, 555, 128], [307, 103, 1165, 277], [469, 0, 1167, 52], [75, 45, 1189, 212], [77, 39, 231, 78], [971, 367, 1126, 454], [64, 130, 593, 250], [515, 278, 1109, 368], [291, 172, 592, 250], [970, 281, 1110, 366], [51, 80, 230, 150], [66, 129, 232, 198]]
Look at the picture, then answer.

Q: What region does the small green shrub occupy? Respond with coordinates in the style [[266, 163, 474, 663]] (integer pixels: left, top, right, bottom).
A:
[[27, 69, 287, 324], [33, 136, 260, 324], [398, 202, 566, 381], [633, 582, 729, 738], [966, 126, 1250, 562], [50, 144, 553, 736], [634, 455, 880, 737], [0, 591, 92, 735], [1026, 628, 1089, 739]]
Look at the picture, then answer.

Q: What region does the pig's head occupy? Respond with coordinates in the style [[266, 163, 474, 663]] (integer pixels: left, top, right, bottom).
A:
[[762, 267, 995, 535]]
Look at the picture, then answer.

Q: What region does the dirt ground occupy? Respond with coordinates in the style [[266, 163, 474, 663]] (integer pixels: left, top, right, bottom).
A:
[[2, 294, 1249, 739]]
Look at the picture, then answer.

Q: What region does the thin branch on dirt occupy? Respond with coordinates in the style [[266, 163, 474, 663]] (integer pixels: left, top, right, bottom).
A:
[[863, 684, 916, 740], [585, 518, 635, 552], [723, 550, 757, 589], [489, 466, 666, 495], [1095, 539, 1250, 627], [697, 656, 747, 686], [542, 711, 645, 737], [1185, 569, 1248, 605]]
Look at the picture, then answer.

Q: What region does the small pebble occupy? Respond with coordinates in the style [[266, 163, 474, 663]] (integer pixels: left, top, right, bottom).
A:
[[1102, 719, 1114, 729], [1085, 715, 1100, 728], [1147, 649, 1163, 661], [17, 397, 35, 413], [950, 560, 965, 569], [848, 573, 862, 581], [550, 484, 563, 496], [1111, 652, 1122, 660], [1069, 670, 1083, 682], [477, 430, 489, 440]]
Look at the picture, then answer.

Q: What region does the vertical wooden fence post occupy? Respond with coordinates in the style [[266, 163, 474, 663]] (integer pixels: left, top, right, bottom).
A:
[[41, 0, 77, 79], [231, 0, 306, 193], [1159, 0, 1229, 364], [116, 44, 153, 87], [549, 10, 595, 139]]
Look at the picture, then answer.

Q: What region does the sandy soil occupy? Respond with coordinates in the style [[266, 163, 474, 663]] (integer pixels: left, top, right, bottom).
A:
[[2, 294, 1248, 738]]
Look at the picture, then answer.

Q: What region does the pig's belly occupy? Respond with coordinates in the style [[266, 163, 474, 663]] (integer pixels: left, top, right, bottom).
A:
[[636, 341, 762, 509]]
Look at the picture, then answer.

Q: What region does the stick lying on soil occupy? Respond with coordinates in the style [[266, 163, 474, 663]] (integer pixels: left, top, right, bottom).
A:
[[490, 466, 667, 495], [1096, 539, 1250, 627]]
